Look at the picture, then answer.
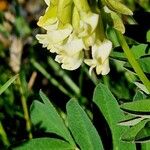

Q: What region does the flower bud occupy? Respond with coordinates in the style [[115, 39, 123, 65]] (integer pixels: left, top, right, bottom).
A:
[[104, 0, 133, 15]]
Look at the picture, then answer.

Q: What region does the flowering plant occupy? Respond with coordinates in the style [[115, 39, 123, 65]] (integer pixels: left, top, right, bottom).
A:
[[36, 0, 133, 75]]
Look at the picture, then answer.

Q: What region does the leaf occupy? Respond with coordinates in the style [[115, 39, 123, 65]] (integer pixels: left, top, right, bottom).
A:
[[138, 57, 150, 74], [135, 124, 150, 143], [134, 82, 149, 94], [111, 12, 125, 34], [39, 90, 52, 106], [67, 99, 104, 150], [0, 74, 18, 95], [120, 99, 150, 115], [110, 51, 126, 61], [131, 44, 149, 59], [133, 90, 146, 101], [121, 119, 148, 142], [142, 143, 150, 150], [30, 93, 75, 146], [118, 117, 144, 126], [124, 56, 150, 74], [111, 44, 149, 60], [93, 83, 135, 150], [13, 138, 74, 150]]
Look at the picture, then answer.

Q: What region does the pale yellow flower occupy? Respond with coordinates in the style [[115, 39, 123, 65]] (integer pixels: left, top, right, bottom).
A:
[[36, 24, 73, 53], [72, 7, 99, 49], [37, 6, 58, 30], [55, 33, 85, 70], [36, 0, 114, 74], [55, 51, 84, 70], [84, 39, 112, 75], [79, 11, 99, 37]]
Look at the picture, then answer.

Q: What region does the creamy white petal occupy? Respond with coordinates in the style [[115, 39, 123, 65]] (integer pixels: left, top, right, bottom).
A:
[[44, 0, 50, 5], [46, 24, 72, 43], [92, 39, 112, 62], [37, 6, 58, 30], [36, 24, 72, 53], [101, 58, 110, 75], [85, 39, 112, 75], [55, 51, 84, 70], [81, 12, 99, 33], [62, 34, 85, 54]]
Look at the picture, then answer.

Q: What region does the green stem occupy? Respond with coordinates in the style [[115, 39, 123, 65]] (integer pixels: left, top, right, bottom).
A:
[[116, 31, 150, 92], [0, 122, 10, 147], [18, 78, 32, 139]]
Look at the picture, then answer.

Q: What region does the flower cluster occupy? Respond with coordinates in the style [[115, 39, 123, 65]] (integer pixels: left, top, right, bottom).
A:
[[36, 0, 132, 75]]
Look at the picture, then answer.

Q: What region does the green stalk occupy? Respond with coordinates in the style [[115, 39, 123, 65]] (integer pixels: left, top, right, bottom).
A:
[[116, 31, 150, 92], [0, 122, 10, 147], [18, 78, 32, 139]]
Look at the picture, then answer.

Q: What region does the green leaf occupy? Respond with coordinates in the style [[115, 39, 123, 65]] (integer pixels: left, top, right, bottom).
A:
[[110, 51, 126, 61], [13, 138, 74, 150], [138, 57, 150, 74], [93, 83, 135, 150], [135, 124, 150, 143], [142, 142, 150, 150], [134, 82, 149, 94], [30, 93, 75, 146], [67, 99, 104, 150], [118, 117, 144, 126], [133, 90, 146, 101], [120, 99, 150, 117], [121, 119, 148, 142], [131, 44, 150, 59], [124, 56, 150, 74], [111, 43, 149, 61], [0, 74, 18, 95]]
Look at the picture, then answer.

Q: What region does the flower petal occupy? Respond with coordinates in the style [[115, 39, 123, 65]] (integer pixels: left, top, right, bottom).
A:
[[55, 51, 84, 70], [36, 24, 72, 53], [37, 6, 58, 30], [95, 58, 110, 75], [92, 39, 112, 62], [61, 33, 85, 54], [101, 58, 110, 75], [81, 12, 99, 33], [44, 0, 50, 5]]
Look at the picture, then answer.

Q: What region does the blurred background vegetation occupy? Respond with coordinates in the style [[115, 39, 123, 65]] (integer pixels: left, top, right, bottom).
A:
[[0, 0, 150, 149]]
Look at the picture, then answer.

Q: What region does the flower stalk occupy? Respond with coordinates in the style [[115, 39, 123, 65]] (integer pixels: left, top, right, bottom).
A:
[[116, 31, 150, 93]]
